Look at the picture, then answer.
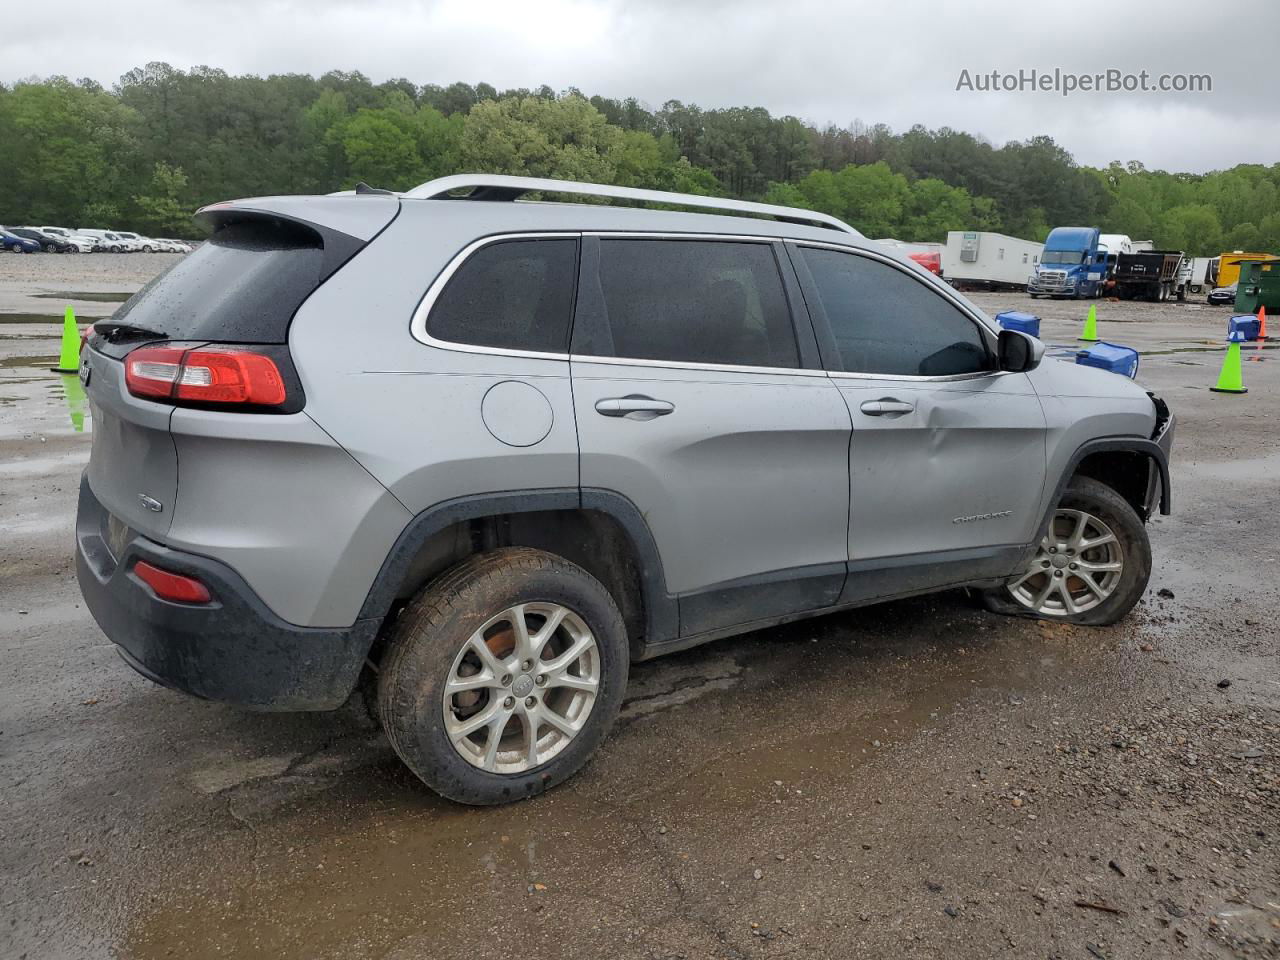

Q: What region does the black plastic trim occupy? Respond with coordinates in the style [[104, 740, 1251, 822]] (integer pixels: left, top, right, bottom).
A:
[[678, 561, 845, 636], [1033, 433, 1173, 554], [355, 487, 680, 647], [76, 475, 376, 711]]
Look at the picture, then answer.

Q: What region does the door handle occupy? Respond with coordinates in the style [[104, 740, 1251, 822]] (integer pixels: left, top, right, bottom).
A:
[[859, 398, 915, 416], [595, 395, 675, 420]]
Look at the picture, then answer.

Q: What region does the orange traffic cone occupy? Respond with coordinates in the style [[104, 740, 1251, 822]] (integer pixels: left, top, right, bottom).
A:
[[1258, 305, 1268, 341]]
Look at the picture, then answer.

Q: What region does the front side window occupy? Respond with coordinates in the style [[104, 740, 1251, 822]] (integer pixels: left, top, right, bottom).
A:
[[592, 239, 799, 368], [800, 246, 991, 377], [427, 238, 578, 353]]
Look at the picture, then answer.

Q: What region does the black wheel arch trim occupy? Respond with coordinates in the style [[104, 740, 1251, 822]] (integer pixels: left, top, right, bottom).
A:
[[1036, 435, 1171, 551], [356, 487, 679, 647]]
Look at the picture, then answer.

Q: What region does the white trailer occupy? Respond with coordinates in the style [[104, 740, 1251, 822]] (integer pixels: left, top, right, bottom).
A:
[[941, 231, 1044, 290], [1186, 256, 1218, 293], [1099, 234, 1137, 257]]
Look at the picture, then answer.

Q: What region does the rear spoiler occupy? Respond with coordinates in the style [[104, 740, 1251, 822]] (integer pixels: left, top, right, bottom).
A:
[[194, 195, 399, 281]]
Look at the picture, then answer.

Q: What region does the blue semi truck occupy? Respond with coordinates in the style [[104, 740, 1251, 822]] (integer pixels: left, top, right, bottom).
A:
[[1027, 226, 1109, 299]]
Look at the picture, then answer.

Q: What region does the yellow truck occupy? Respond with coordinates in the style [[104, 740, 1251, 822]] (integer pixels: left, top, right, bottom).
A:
[[1215, 251, 1280, 289]]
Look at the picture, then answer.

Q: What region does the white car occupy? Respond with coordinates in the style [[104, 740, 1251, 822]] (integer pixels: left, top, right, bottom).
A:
[[114, 231, 157, 253], [155, 238, 192, 253], [40, 226, 97, 252], [76, 229, 128, 253]]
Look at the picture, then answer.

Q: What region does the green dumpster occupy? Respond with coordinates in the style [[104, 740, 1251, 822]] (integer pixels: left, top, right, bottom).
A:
[[1235, 259, 1280, 313]]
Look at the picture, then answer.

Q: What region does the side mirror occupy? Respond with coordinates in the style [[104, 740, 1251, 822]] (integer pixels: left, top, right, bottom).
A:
[[998, 329, 1044, 372]]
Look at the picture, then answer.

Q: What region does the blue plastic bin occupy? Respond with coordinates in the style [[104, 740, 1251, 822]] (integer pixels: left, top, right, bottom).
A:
[[1227, 315, 1260, 341], [1076, 342, 1140, 379], [995, 311, 1041, 338]]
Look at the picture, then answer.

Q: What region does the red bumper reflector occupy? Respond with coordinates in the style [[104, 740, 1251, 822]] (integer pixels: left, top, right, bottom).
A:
[[134, 561, 212, 604]]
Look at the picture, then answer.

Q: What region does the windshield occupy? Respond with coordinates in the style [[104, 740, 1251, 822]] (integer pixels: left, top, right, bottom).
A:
[[1041, 249, 1086, 266]]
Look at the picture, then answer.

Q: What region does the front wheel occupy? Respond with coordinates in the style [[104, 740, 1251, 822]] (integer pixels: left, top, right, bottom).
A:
[[378, 548, 629, 805], [983, 476, 1151, 626]]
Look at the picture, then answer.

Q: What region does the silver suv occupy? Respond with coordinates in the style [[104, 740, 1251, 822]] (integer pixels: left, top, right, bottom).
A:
[[75, 175, 1174, 804]]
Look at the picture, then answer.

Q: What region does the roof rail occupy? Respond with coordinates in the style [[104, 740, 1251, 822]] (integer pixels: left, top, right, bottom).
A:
[[402, 174, 860, 235]]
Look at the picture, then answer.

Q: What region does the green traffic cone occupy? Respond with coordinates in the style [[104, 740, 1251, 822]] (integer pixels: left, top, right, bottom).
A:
[[1210, 334, 1247, 394], [50, 305, 80, 373], [1078, 304, 1099, 342]]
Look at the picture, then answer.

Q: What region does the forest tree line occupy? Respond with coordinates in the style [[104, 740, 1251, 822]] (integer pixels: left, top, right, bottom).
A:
[[2, 62, 1278, 256]]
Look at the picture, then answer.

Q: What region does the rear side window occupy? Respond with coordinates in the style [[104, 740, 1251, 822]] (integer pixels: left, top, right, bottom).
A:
[[427, 238, 578, 353], [110, 220, 324, 343], [800, 247, 991, 377], [590, 239, 798, 368]]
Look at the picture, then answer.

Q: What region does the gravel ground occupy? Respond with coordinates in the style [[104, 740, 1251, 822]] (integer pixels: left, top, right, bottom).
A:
[[1, 257, 1276, 960]]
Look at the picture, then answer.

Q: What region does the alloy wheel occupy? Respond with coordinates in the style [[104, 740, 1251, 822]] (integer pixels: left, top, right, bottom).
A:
[[442, 602, 600, 774], [1007, 508, 1123, 616]]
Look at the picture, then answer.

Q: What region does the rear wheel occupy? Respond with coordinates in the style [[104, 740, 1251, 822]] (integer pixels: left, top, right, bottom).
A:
[[983, 476, 1151, 626], [378, 548, 628, 805]]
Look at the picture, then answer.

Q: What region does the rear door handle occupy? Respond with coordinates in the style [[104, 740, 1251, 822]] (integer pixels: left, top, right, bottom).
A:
[[595, 395, 675, 420], [859, 398, 915, 416]]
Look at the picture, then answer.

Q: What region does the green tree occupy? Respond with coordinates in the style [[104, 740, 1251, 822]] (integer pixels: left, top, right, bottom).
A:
[[132, 162, 192, 235], [459, 95, 624, 183], [1158, 204, 1223, 256]]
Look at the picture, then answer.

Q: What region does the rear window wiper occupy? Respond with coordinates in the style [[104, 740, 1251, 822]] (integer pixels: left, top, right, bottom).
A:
[[94, 321, 168, 343]]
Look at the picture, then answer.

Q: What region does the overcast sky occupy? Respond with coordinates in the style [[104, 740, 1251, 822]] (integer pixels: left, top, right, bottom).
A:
[[5, 0, 1278, 173]]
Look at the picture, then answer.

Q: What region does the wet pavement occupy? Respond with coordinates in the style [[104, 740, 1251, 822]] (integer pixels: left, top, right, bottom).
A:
[[1, 261, 1277, 959]]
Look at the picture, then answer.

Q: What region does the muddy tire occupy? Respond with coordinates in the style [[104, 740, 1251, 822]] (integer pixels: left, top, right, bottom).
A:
[[982, 476, 1151, 626], [377, 548, 628, 805]]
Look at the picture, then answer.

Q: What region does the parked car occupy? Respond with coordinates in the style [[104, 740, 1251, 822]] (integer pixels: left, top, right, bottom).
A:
[[115, 231, 156, 252], [0, 228, 41, 253], [76, 229, 127, 253], [10, 227, 76, 253], [75, 175, 1174, 805], [40, 227, 98, 252], [1207, 284, 1237, 306], [154, 238, 193, 253]]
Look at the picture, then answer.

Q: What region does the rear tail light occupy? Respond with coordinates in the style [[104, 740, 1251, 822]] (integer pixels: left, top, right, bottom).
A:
[[133, 561, 212, 604], [909, 251, 942, 275], [80, 323, 95, 354], [125, 345, 289, 409]]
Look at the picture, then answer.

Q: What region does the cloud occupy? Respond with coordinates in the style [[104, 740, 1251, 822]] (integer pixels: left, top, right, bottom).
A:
[[3, 0, 1276, 172]]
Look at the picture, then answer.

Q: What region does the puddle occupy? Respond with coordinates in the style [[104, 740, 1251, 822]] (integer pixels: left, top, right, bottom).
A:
[[118, 602, 1120, 960], [1, 354, 59, 369], [34, 291, 133, 303]]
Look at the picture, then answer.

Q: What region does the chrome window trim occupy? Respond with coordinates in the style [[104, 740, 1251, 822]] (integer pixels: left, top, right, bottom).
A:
[[583, 230, 783, 242], [570, 354, 827, 378], [413, 230, 825, 377], [786, 239, 1012, 383], [409, 231, 582, 360]]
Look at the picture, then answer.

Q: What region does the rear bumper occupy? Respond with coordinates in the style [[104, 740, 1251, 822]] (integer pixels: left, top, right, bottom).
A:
[[75, 474, 378, 710]]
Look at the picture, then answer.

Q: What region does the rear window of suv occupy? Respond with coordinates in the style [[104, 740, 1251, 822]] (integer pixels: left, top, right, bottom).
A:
[[108, 220, 325, 343]]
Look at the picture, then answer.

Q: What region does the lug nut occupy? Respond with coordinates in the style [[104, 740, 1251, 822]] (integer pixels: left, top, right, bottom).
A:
[[535, 675, 547, 686], [1054, 571, 1063, 578], [1049, 547, 1057, 554], [1042, 560, 1051, 568], [1069, 562, 1078, 570], [525, 696, 537, 708], [521, 660, 533, 671], [503, 696, 515, 709], [501, 674, 512, 686]]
